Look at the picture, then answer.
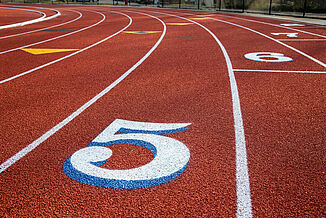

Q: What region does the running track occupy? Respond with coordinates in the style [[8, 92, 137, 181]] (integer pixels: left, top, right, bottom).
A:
[[0, 3, 325, 217]]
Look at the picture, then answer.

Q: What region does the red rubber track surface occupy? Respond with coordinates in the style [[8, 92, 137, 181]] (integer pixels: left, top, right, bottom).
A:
[[0, 10, 132, 161], [213, 12, 326, 36], [0, 4, 325, 217], [0, 9, 107, 79], [0, 4, 58, 26], [0, 8, 78, 38], [0, 3, 58, 17], [0, 8, 42, 26]]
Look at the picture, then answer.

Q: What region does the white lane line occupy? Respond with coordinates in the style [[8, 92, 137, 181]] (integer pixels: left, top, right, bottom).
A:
[[0, 11, 106, 84], [215, 14, 326, 39], [234, 69, 326, 74], [187, 13, 326, 68], [0, 10, 104, 55], [279, 39, 326, 41], [0, 5, 60, 30], [0, 7, 46, 29], [134, 9, 253, 218], [0, 4, 61, 16], [0, 10, 167, 174], [0, 10, 82, 40]]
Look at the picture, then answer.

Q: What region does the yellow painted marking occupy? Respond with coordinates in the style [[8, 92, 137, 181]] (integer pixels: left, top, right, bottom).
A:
[[21, 48, 79, 55], [122, 31, 161, 34], [190, 17, 210, 20], [166, 23, 194, 26], [200, 14, 215, 16]]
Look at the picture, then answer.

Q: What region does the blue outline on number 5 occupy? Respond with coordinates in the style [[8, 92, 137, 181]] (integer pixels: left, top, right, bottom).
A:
[[63, 119, 191, 189]]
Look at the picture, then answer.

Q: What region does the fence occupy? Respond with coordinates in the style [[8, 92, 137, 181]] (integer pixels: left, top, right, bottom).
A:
[[216, 0, 326, 18], [0, 0, 325, 19]]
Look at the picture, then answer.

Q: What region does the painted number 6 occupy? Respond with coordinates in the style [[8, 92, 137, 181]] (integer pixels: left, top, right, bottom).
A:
[[245, 52, 293, 63], [63, 119, 191, 189]]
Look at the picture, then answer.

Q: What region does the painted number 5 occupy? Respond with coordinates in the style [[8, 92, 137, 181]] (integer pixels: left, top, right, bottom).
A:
[[245, 52, 293, 63], [63, 119, 191, 189]]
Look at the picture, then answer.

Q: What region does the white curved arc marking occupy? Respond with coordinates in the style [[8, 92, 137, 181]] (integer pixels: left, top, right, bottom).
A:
[[132, 9, 252, 217], [0, 11, 166, 176], [0, 10, 83, 40], [0, 5, 60, 30], [0, 10, 104, 54], [0, 4, 61, 17], [0, 7, 46, 30]]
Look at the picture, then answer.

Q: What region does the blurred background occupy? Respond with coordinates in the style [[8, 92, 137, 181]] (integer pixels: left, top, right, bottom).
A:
[[2, 0, 325, 19]]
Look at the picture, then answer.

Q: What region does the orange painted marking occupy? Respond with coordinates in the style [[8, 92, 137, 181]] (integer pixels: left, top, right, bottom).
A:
[[190, 17, 210, 20], [21, 48, 79, 55]]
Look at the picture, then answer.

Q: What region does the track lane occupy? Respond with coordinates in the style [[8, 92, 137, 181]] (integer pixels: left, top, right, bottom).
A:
[[0, 9, 111, 81], [0, 9, 240, 217], [278, 40, 326, 63], [0, 4, 60, 30], [171, 10, 326, 69], [0, 6, 325, 217], [0, 7, 76, 38], [137, 9, 253, 217], [167, 11, 326, 69], [236, 71, 326, 217], [0, 10, 135, 164], [0, 10, 104, 54], [198, 13, 326, 65], [0, 7, 42, 26], [163, 9, 326, 217], [214, 13, 326, 38], [0, 4, 58, 17], [0, 9, 82, 40], [0, 9, 171, 168]]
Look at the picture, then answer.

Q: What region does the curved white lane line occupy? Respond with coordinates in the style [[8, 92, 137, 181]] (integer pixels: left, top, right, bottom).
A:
[[0, 4, 61, 17], [0, 10, 166, 174], [0, 10, 82, 40], [180, 12, 326, 68], [132, 9, 253, 217], [215, 14, 326, 39], [0, 7, 46, 30], [0, 11, 107, 83], [0, 5, 60, 30], [0, 10, 105, 55]]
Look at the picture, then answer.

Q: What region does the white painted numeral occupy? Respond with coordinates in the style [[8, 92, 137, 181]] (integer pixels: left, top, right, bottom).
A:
[[271, 33, 298, 38], [280, 23, 305, 27], [63, 119, 191, 189], [244, 52, 293, 63]]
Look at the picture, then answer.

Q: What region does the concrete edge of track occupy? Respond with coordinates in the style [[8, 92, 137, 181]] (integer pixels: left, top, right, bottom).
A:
[[0, 5, 61, 30]]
